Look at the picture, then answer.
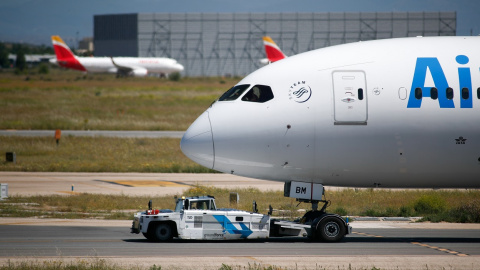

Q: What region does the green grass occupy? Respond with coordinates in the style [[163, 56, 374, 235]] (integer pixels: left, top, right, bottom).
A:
[[1, 185, 479, 222], [1, 67, 228, 173], [0, 259, 386, 270], [0, 136, 214, 173], [328, 188, 480, 221], [0, 68, 237, 131], [0, 259, 136, 270]]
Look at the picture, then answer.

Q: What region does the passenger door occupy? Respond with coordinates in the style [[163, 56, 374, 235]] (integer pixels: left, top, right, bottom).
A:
[[332, 71, 368, 125]]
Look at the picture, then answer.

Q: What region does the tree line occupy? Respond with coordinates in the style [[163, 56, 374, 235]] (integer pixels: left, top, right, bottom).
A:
[[0, 42, 54, 70]]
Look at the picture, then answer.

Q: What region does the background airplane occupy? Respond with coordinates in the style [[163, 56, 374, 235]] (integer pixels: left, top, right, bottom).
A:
[[182, 36, 480, 191], [259, 36, 287, 65], [50, 35, 184, 77]]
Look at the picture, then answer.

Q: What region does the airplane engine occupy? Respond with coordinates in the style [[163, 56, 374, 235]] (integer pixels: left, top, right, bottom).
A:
[[130, 68, 148, 77]]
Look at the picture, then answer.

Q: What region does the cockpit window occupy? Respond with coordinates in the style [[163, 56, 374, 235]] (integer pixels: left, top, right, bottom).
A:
[[241, 85, 274, 103], [218, 84, 250, 101]]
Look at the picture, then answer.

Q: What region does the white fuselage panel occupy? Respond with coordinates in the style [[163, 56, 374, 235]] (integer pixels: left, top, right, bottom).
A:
[[181, 37, 480, 188]]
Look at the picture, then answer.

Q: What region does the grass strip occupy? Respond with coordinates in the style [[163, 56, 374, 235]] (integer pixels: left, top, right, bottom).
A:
[[0, 136, 213, 173], [0, 258, 384, 270], [0, 69, 237, 131], [1, 185, 479, 222]]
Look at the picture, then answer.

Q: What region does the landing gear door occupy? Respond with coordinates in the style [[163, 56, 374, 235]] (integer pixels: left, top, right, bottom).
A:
[[332, 71, 367, 125]]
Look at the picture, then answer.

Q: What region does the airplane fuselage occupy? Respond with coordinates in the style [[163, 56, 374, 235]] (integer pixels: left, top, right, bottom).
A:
[[51, 35, 184, 77], [73, 57, 184, 75], [181, 37, 480, 188]]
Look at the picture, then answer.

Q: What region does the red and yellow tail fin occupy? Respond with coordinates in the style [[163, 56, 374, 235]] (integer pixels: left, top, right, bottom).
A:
[[51, 35, 86, 71], [262, 36, 286, 62], [51, 36, 76, 60]]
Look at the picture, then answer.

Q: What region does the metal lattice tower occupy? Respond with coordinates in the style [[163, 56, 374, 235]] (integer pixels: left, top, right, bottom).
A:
[[94, 12, 456, 77]]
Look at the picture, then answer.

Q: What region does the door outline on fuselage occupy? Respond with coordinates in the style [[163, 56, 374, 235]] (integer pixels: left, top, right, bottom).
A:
[[332, 71, 368, 125]]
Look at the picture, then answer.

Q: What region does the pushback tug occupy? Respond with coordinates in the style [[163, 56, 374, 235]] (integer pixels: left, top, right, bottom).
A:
[[131, 183, 351, 242]]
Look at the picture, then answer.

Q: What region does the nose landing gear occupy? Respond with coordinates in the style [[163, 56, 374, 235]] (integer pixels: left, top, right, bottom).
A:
[[300, 199, 347, 242], [284, 181, 350, 242]]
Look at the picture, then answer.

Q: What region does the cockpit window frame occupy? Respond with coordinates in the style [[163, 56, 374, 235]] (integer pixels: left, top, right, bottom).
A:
[[218, 84, 251, 101]]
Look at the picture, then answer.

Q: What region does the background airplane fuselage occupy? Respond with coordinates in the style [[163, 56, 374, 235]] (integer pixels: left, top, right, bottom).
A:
[[51, 35, 184, 76], [182, 37, 480, 188], [67, 57, 183, 75]]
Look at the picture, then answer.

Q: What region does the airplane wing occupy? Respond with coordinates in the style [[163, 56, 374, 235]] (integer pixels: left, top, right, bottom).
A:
[[110, 57, 148, 77]]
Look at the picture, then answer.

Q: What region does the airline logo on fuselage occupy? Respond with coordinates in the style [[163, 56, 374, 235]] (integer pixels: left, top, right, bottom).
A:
[[455, 136, 467, 144], [289, 81, 312, 103], [407, 55, 473, 108]]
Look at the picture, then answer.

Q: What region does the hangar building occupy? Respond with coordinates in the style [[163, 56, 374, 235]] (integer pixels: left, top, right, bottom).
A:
[[94, 12, 456, 77]]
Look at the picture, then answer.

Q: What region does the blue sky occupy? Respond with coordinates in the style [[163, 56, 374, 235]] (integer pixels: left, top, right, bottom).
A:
[[1, 0, 479, 46]]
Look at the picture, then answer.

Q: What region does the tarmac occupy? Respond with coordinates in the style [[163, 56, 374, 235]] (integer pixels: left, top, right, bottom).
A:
[[0, 217, 479, 270], [1, 172, 479, 269]]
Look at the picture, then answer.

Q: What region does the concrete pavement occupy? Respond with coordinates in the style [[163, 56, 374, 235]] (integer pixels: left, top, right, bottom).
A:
[[0, 172, 284, 196]]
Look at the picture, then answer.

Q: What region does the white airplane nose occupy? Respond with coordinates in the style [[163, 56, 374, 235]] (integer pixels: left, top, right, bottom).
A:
[[175, 63, 184, 72], [180, 111, 214, 169]]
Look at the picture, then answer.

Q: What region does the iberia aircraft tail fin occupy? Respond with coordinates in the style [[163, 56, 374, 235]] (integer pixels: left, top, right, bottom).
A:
[[51, 35, 86, 71], [262, 36, 287, 63]]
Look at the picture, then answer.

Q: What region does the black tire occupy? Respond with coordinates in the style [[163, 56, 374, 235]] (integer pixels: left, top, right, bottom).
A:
[[142, 232, 154, 241], [317, 216, 346, 242], [152, 223, 173, 242]]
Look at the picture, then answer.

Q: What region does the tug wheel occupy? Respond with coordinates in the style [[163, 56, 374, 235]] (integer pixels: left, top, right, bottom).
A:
[[152, 223, 173, 241], [142, 232, 154, 241], [316, 216, 346, 242]]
